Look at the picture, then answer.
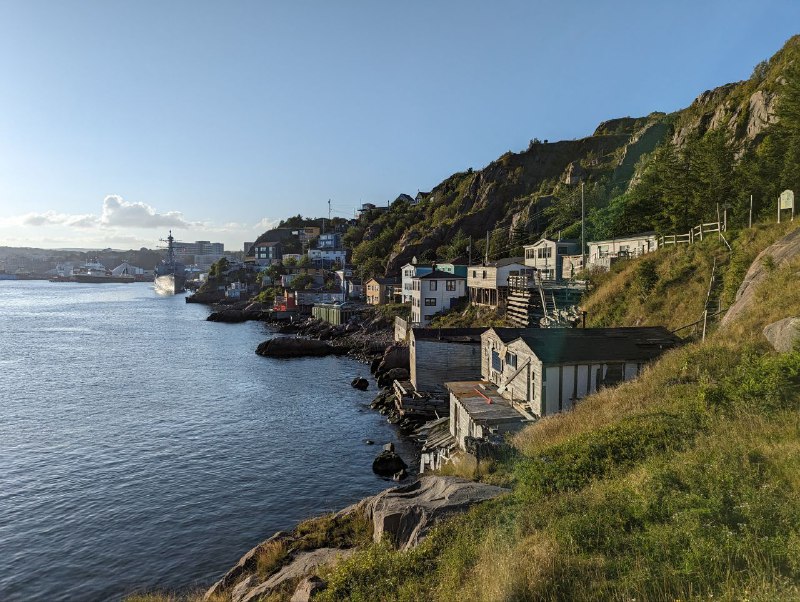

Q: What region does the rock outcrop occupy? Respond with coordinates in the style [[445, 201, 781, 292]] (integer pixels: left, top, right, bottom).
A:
[[721, 228, 800, 327], [763, 317, 800, 352], [363, 476, 509, 550], [205, 476, 508, 601], [255, 337, 345, 358], [207, 309, 261, 323], [237, 548, 354, 602], [372, 443, 408, 477]]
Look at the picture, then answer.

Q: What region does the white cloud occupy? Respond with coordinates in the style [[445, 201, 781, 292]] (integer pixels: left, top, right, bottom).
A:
[[99, 195, 193, 228], [255, 217, 279, 231]]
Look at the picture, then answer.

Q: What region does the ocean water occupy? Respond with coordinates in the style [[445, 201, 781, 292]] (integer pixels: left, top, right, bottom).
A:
[[0, 281, 415, 601]]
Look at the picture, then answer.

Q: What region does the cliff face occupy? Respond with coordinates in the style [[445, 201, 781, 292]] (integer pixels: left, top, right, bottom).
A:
[[344, 35, 800, 276], [382, 118, 666, 273]]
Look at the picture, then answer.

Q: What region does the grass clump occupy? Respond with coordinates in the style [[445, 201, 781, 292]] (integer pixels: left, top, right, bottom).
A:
[[294, 512, 372, 551]]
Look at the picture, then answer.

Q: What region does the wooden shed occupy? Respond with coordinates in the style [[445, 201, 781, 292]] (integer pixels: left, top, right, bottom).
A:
[[482, 327, 682, 417]]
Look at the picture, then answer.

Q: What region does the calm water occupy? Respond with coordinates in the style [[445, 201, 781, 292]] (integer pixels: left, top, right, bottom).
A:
[[0, 281, 414, 601]]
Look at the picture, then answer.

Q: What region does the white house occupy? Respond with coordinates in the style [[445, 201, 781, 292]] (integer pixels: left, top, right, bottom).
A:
[[587, 232, 658, 270], [523, 238, 580, 281], [467, 257, 526, 307], [308, 248, 347, 268], [400, 262, 434, 303], [409, 269, 466, 327]]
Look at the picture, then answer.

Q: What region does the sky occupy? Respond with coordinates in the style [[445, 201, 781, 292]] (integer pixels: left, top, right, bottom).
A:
[[0, 1, 799, 251]]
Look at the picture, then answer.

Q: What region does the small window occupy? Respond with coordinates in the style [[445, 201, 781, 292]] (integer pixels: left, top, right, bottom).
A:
[[472, 270, 477, 278], [446, 280, 456, 291], [505, 352, 517, 369], [425, 298, 437, 306], [429, 280, 438, 291]]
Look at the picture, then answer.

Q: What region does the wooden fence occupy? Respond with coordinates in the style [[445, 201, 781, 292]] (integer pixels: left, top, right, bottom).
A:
[[658, 221, 731, 250]]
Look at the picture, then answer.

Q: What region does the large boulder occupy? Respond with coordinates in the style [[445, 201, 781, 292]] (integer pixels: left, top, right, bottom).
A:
[[364, 476, 509, 550], [255, 337, 343, 358], [721, 228, 800, 327], [763, 317, 800, 352], [375, 345, 410, 374], [372, 444, 407, 476], [351, 377, 369, 391], [377, 367, 410, 388], [207, 309, 255, 323]]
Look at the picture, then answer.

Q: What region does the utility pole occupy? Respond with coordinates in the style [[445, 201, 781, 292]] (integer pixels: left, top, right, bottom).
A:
[[749, 194, 753, 228], [468, 235, 472, 265], [581, 181, 586, 270], [485, 230, 489, 264], [328, 199, 331, 223]]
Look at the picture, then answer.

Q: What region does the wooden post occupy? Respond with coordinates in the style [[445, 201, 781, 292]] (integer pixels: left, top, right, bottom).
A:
[[702, 309, 708, 341], [699, 223, 704, 241]]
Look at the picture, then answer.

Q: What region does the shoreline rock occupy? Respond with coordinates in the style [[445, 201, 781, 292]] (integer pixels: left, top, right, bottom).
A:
[[255, 337, 346, 358]]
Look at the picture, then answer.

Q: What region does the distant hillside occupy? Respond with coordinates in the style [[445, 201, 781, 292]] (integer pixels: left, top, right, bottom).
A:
[[334, 34, 800, 278]]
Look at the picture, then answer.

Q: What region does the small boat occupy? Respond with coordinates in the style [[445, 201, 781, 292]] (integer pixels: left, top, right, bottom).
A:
[[72, 260, 134, 284]]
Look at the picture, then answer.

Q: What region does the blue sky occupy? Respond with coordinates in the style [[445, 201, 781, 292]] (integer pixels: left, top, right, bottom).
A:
[[0, 1, 798, 250]]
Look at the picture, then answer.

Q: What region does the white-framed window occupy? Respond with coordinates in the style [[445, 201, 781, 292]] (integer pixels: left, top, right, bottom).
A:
[[446, 280, 456, 291], [429, 281, 438, 291]]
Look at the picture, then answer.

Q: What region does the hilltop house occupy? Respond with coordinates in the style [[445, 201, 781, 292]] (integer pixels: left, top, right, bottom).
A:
[[365, 276, 401, 305], [400, 262, 434, 302], [587, 232, 658, 270], [409, 270, 467, 327], [523, 238, 580, 281], [467, 257, 526, 308], [251, 242, 283, 266]]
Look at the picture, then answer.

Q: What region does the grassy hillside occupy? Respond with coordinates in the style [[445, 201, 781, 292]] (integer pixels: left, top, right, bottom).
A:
[[316, 222, 800, 601], [582, 221, 800, 332]]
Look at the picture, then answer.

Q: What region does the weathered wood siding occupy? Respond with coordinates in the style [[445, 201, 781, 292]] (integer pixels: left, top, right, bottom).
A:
[[412, 339, 482, 393]]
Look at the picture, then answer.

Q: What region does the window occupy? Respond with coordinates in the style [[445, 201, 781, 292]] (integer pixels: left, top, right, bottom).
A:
[[525, 248, 535, 260], [446, 280, 456, 291], [557, 246, 568, 255], [472, 270, 477, 278], [537, 247, 552, 259], [505, 352, 517, 369], [425, 298, 437, 306], [491, 350, 502, 372], [429, 281, 438, 291], [482, 270, 487, 279]]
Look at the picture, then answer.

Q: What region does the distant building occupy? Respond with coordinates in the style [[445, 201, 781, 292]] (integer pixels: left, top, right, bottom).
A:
[[317, 232, 343, 250], [178, 240, 224, 256], [308, 247, 347, 268], [523, 238, 580, 281], [410, 270, 467, 327], [400, 262, 434, 303], [365, 276, 400, 305], [587, 232, 658, 270], [252, 242, 283, 266], [467, 257, 526, 308]]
